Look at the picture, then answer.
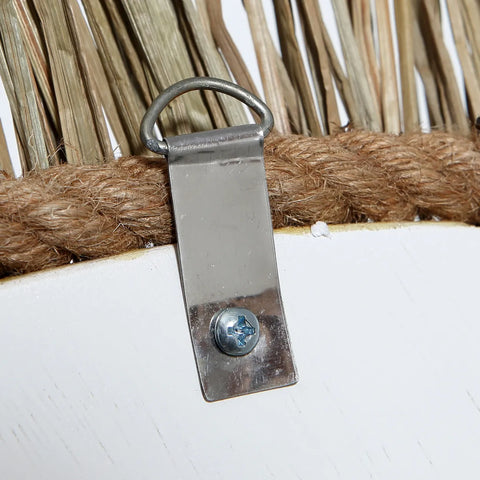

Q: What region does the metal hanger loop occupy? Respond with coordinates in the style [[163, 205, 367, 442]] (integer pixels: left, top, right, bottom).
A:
[[140, 77, 274, 156]]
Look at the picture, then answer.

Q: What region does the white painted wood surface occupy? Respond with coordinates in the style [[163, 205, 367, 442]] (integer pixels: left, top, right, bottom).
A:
[[1, 223, 480, 479]]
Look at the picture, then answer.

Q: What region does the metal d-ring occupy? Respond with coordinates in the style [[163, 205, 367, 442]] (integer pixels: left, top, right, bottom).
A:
[[140, 77, 274, 156]]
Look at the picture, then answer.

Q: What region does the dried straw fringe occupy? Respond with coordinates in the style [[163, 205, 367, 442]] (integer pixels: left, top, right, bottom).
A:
[[1, 130, 479, 278], [2, 1, 480, 172]]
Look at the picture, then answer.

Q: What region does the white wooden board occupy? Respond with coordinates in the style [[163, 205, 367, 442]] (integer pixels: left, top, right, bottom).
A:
[[1, 223, 480, 479]]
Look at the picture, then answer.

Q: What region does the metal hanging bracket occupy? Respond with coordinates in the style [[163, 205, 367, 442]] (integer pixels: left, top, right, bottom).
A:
[[141, 77, 297, 401]]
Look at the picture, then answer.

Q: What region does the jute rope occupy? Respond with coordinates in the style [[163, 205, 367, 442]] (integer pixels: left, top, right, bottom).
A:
[[1, 130, 479, 277]]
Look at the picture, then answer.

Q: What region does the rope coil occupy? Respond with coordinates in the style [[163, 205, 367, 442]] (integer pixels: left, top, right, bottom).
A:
[[1, 131, 479, 277]]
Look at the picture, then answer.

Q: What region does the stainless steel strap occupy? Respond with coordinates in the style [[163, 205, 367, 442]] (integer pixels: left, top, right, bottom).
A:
[[141, 78, 297, 401]]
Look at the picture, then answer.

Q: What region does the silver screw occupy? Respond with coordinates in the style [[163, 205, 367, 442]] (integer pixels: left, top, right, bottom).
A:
[[212, 307, 260, 356]]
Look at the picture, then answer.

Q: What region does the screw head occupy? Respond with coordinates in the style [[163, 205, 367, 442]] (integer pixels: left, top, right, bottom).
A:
[[212, 308, 260, 356]]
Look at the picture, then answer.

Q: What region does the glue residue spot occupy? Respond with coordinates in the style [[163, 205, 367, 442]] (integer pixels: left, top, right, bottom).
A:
[[310, 221, 331, 238]]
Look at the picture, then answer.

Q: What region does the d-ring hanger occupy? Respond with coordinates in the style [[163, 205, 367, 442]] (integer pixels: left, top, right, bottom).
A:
[[141, 77, 297, 401], [140, 77, 274, 155]]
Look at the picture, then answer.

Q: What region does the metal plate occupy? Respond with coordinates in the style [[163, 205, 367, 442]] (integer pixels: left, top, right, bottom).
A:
[[166, 124, 297, 401]]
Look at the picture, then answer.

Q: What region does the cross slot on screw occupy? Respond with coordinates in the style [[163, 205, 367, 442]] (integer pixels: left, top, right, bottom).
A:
[[213, 308, 260, 356]]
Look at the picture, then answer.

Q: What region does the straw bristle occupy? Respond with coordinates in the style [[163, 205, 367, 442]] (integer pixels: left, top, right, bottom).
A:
[[0, 0, 478, 173], [0, 120, 13, 176]]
